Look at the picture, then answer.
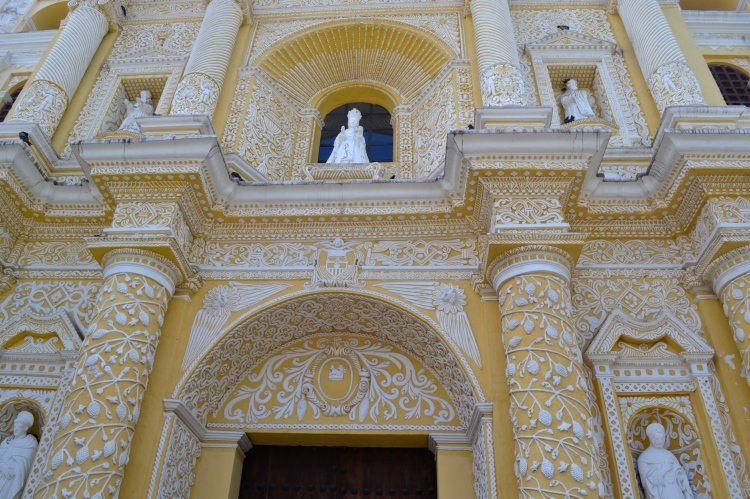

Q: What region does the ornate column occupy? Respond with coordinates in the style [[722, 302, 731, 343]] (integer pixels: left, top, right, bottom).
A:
[[711, 247, 750, 386], [491, 246, 604, 497], [617, 0, 704, 114], [33, 249, 180, 499], [469, 0, 525, 106], [12, 4, 108, 137], [170, 0, 243, 117]]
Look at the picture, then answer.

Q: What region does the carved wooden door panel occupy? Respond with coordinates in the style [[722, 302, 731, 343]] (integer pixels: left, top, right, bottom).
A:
[[239, 445, 438, 498]]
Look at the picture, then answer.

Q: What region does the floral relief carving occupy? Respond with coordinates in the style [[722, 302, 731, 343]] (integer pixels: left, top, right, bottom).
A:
[[35, 272, 170, 499], [499, 274, 604, 497], [578, 240, 682, 267], [511, 9, 616, 45], [571, 270, 701, 349], [170, 73, 220, 117], [413, 69, 457, 179], [176, 294, 481, 428], [648, 62, 705, 114], [479, 64, 525, 107], [494, 198, 566, 227], [363, 239, 479, 268], [12, 80, 68, 137], [223, 336, 457, 425], [721, 272, 750, 382], [13, 242, 98, 269], [238, 79, 298, 181], [0, 281, 101, 331], [110, 23, 200, 60], [202, 242, 315, 268]]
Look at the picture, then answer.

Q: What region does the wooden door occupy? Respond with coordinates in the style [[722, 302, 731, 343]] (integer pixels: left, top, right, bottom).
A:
[[239, 445, 438, 498]]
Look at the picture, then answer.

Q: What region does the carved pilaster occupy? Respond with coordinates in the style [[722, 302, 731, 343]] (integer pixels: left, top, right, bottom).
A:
[[32, 249, 179, 499], [490, 246, 605, 497], [170, 0, 242, 117]]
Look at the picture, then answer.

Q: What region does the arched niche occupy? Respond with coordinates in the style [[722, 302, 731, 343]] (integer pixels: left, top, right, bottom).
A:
[[230, 18, 471, 180]]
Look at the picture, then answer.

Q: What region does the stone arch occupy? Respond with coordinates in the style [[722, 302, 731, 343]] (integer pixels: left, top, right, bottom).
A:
[[174, 290, 483, 428], [0, 397, 46, 438], [252, 18, 456, 107]]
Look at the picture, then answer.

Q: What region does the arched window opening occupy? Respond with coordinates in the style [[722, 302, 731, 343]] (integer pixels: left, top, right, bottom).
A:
[[0, 85, 23, 122], [318, 102, 393, 163], [709, 64, 750, 106]]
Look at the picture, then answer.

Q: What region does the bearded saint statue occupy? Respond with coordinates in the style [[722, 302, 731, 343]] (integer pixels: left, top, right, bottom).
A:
[[326, 108, 369, 164]]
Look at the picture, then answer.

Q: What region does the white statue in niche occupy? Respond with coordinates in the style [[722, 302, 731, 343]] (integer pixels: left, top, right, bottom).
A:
[[0, 411, 38, 499], [637, 423, 695, 499], [119, 90, 155, 133], [325, 108, 369, 164], [559, 79, 597, 123]]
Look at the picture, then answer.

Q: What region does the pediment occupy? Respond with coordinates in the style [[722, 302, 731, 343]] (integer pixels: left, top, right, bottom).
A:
[[0, 310, 83, 355], [584, 309, 713, 363], [525, 31, 616, 55]]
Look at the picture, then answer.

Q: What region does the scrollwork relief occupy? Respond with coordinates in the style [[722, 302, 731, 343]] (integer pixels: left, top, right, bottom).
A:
[[223, 335, 457, 426]]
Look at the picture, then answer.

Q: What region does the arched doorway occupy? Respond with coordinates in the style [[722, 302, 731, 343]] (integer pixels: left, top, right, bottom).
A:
[[160, 291, 492, 499]]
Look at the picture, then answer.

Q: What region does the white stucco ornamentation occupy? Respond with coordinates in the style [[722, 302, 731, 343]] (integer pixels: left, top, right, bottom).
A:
[[648, 62, 705, 114], [34, 252, 178, 499], [491, 247, 605, 498], [479, 64, 525, 107], [11, 5, 108, 136], [169, 0, 242, 117], [223, 336, 457, 425]]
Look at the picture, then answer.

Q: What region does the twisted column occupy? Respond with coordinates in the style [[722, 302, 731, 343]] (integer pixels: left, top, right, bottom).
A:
[[470, 0, 525, 106], [12, 5, 108, 137], [491, 246, 604, 498], [617, 0, 704, 114], [170, 0, 242, 117], [711, 248, 750, 385], [33, 250, 179, 499]]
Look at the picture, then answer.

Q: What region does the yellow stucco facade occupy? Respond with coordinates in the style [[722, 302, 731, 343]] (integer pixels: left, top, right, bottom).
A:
[[0, 0, 748, 497]]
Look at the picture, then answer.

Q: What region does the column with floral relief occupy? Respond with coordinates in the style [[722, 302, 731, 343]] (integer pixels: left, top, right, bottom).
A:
[[33, 249, 180, 499], [490, 246, 605, 498]]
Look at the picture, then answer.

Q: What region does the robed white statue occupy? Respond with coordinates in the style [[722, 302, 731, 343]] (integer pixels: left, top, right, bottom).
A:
[[119, 90, 155, 134], [637, 423, 695, 499], [559, 79, 597, 123], [326, 108, 369, 164], [0, 411, 38, 499]]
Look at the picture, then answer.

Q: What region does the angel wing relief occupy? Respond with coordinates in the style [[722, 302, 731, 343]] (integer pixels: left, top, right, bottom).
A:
[[181, 282, 290, 370], [375, 282, 482, 367]]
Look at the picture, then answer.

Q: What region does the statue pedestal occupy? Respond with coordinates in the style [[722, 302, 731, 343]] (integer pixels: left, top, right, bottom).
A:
[[305, 162, 385, 181]]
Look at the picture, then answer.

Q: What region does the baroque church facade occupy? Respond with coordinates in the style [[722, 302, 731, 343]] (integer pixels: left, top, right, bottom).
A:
[[0, 0, 748, 496]]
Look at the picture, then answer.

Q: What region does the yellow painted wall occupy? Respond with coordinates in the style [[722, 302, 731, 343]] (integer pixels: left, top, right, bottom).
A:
[[435, 449, 474, 498], [192, 447, 245, 499]]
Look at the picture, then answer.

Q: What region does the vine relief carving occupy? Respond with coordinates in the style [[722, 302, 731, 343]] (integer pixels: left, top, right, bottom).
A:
[[222, 335, 458, 426]]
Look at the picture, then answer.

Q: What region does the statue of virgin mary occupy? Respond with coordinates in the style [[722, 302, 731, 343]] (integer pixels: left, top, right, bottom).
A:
[[326, 108, 369, 164]]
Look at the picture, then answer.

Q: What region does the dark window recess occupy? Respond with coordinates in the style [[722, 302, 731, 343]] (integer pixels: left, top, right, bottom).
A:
[[240, 445, 437, 498], [0, 86, 24, 122], [318, 102, 394, 163], [709, 64, 750, 106]]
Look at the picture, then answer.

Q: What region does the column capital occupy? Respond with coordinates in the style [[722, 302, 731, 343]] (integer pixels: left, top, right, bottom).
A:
[[101, 249, 183, 297], [488, 245, 573, 292], [706, 245, 750, 296]]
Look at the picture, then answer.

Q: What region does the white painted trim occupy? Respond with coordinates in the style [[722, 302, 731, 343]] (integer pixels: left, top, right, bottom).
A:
[[492, 258, 570, 292], [103, 257, 178, 296], [712, 257, 750, 297]]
